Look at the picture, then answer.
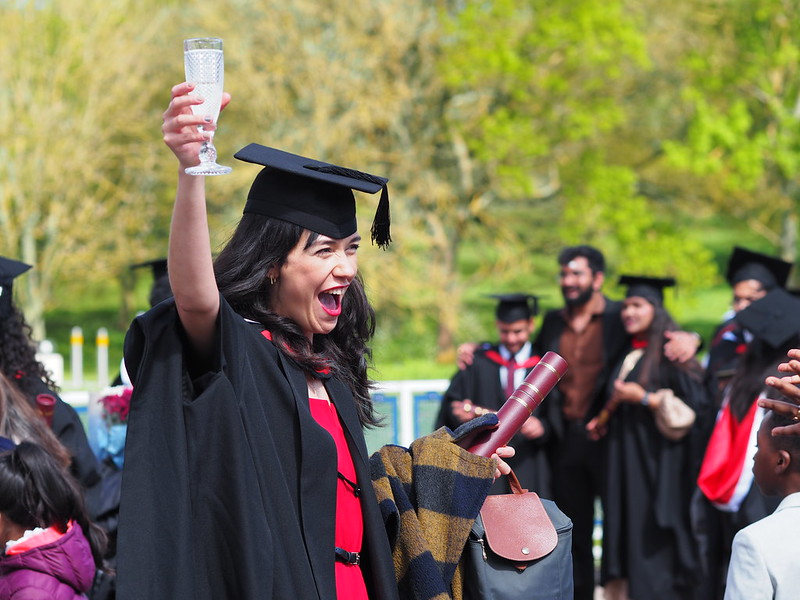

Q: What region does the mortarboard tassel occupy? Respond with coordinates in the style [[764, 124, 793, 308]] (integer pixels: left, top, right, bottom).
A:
[[309, 164, 391, 249], [371, 185, 391, 250]]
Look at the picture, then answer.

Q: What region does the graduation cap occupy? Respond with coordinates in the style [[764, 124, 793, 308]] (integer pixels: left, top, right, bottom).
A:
[[0, 257, 32, 320], [234, 144, 391, 249], [130, 258, 168, 281], [735, 288, 800, 348], [487, 293, 539, 323], [619, 275, 676, 306], [725, 246, 792, 290], [130, 258, 172, 308]]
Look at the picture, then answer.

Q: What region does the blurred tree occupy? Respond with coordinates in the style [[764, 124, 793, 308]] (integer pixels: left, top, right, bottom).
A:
[[656, 0, 800, 264], [192, 0, 513, 359], [435, 0, 716, 337], [2, 0, 788, 370], [0, 0, 177, 336]]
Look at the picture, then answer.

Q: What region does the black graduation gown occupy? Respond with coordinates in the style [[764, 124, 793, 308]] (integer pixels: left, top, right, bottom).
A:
[[601, 351, 705, 599], [703, 319, 747, 410], [25, 377, 103, 495], [116, 298, 398, 600], [435, 346, 555, 497]]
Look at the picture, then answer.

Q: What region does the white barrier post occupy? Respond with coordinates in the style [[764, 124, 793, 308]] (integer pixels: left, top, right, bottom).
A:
[[70, 326, 83, 387], [96, 327, 109, 389]]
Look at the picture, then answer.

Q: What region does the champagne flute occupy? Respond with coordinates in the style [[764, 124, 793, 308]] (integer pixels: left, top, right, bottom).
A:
[[183, 37, 232, 175]]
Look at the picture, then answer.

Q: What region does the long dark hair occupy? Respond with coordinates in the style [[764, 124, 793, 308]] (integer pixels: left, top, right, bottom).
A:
[[727, 335, 800, 421], [634, 303, 704, 389], [0, 372, 71, 469], [0, 304, 58, 395], [214, 214, 379, 427], [0, 441, 107, 568]]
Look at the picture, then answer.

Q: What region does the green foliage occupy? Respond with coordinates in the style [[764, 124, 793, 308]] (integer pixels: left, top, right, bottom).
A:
[[658, 0, 800, 253], [3, 0, 800, 383], [662, 96, 768, 190]]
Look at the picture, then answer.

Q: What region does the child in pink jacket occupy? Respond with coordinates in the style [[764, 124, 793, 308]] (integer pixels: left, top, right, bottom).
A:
[[0, 439, 106, 599]]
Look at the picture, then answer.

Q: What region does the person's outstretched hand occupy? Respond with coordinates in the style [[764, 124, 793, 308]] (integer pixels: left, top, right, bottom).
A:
[[762, 348, 800, 436]]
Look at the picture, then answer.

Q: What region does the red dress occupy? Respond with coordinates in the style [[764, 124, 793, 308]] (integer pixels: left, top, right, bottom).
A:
[[309, 397, 369, 600]]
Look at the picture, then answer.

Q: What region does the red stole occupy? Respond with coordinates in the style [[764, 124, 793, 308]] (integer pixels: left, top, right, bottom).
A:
[[697, 395, 763, 511], [484, 350, 541, 398]]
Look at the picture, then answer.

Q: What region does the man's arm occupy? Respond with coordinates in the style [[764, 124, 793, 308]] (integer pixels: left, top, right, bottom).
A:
[[663, 330, 703, 363]]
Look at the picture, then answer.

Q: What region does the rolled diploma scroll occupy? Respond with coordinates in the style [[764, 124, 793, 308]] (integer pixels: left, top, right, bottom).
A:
[[462, 351, 568, 458]]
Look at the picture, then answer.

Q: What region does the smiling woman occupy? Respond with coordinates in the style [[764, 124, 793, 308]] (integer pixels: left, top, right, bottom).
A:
[[114, 80, 400, 600], [269, 231, 361, 339], [116, 83, 513, 600], [589, 274, 710, 600]]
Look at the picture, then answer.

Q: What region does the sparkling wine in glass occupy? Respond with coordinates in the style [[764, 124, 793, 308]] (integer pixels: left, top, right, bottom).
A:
[[183, 37, 232, 175]]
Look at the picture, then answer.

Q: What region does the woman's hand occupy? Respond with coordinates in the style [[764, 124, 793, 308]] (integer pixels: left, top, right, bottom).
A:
[[491, 446, 515, 479], [761, 349, 800, 436], [449, 400, 476, 424], [760, 349, 800, 436], [612, 380, 647, 405], [162, 82, 231, 169], [757, 398, 800, 435], [519, 416, 545, 439], [765, 350, 800, 402], [586, 415, 608, 440]]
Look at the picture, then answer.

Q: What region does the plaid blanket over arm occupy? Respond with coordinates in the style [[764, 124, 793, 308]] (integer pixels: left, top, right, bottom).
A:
[[369, 420, 497, 600]]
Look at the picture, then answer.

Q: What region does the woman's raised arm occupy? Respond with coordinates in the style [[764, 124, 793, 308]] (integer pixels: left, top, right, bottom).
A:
[[162, 82, 230, 355]]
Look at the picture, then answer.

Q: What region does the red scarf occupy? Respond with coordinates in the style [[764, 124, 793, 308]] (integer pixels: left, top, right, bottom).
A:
[[484, 350, 541, 398], [697, 397, 761, 510]]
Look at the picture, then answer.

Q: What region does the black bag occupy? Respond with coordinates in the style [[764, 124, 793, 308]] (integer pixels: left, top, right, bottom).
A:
[[462, 471, 573, 600]]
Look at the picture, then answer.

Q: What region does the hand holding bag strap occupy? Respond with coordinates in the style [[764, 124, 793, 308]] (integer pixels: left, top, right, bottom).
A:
[[479, 469, 558, 566]]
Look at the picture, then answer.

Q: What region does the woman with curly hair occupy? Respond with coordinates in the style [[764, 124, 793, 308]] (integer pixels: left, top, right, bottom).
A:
[[0, 257, 101, 497]]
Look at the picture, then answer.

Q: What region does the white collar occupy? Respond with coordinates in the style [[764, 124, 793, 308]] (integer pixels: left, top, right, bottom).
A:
[[499, 341, 532, 362], [775, 491, 800, 512]]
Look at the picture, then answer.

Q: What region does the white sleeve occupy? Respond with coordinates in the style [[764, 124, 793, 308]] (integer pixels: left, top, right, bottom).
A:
[[724, 529, 773, 600], [120, 358, 131, 386]]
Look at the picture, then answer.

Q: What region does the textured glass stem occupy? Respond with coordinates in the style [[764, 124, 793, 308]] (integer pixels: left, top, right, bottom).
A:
[[197, 127, 217, 165]]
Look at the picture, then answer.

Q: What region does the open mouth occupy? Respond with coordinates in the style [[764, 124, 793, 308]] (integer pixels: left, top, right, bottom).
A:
[[319, 288, 345, 316]]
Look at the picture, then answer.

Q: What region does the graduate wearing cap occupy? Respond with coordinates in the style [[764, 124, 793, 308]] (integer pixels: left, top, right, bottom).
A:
[[117, 85, 510, 600], [437, 294, 556, 496], [0, 257, 104, 508], [587, 275, 708, 600], [705, 247, 793, 405], [694, 288, 800, 599], [441, 246, 700, 600], [110, 258, 173, 389], [131, 258, 172, 308]]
